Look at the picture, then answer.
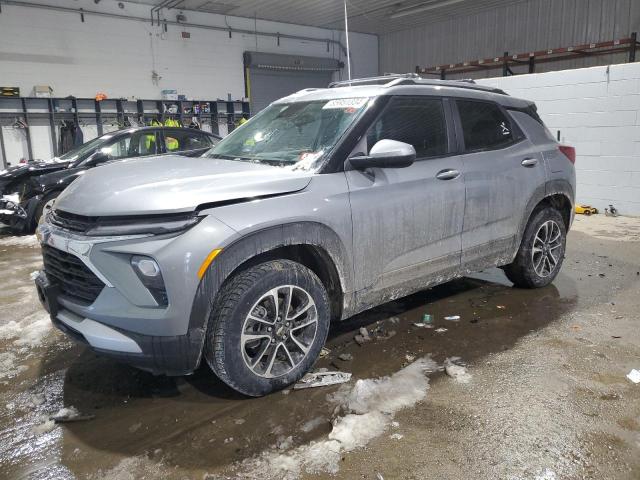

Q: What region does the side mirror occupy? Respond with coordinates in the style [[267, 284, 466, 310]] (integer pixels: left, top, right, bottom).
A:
[[88, 150, 110, 166], [348, 139, 416, 170]]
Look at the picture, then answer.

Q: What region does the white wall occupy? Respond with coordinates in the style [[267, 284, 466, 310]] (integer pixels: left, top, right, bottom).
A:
[[0, 0, 378, 165], [478, 62, 640, 216]]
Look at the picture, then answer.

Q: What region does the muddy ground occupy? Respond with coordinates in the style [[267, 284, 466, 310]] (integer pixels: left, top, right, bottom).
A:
[[0, 215, 639, 480]]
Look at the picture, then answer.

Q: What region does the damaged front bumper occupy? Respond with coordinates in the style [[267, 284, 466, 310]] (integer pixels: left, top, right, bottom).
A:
[[0, 195, 27, 227]]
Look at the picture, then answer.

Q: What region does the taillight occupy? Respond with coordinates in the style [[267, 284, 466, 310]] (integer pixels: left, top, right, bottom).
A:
[[559, 145, 576, 164]]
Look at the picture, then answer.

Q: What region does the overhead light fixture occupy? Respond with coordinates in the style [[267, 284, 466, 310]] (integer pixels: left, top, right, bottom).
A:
[[391, 0, 466, 19]]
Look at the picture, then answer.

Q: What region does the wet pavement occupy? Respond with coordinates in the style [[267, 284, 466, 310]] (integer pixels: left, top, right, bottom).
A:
[[0, 215, 639, 479]]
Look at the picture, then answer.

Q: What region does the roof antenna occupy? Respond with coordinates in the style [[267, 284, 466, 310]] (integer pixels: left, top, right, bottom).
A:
[[344, 0, 351, 81]]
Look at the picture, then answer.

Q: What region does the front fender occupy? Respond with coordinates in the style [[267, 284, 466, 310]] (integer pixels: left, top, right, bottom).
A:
[[186, 221, 353, 367]]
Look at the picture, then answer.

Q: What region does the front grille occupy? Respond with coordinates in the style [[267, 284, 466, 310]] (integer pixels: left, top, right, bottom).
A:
[[42, 245, 105, 305], [49, 210, 97, 234]]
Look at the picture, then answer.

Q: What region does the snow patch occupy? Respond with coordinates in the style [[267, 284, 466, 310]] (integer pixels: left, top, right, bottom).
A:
[[535, 468, 557, 480], [300, 416, 326, 433], [240, 357, 437, 479], [0, 235, 40, 248], [90, 456, 170, 480], [32, 416, 56, 435], [0, 310, 52, 349], [0, 352, 27, 379]]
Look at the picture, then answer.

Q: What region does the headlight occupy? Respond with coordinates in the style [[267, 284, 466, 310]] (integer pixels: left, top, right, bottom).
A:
[[131, 255, 168, 306], [84, 212, 202, 236]]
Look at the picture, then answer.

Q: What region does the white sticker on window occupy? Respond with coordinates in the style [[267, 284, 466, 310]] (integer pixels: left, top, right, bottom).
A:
[[322, 98, 368, 110]]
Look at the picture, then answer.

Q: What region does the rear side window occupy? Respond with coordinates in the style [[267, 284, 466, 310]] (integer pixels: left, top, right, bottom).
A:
[[457, 100, 515, 151], [367, 96, 448, 158]]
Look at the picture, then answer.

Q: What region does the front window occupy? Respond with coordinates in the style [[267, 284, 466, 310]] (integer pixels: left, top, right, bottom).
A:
[[204, 98, 370, 170], [61, 134, 114, 165]]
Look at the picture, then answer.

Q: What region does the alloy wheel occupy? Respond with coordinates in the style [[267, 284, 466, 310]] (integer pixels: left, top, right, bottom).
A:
[[531, 220, 562, 278], [240, 285, 318, 378]]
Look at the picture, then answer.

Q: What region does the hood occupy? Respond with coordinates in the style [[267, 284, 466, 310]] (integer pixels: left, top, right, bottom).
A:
[[55, 155, 313, 216], [0, 161, 70, 180]]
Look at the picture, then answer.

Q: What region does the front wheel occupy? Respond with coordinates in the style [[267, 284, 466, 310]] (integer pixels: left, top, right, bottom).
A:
[[503, 207, 566, 288], [204, 260, 330, 396]]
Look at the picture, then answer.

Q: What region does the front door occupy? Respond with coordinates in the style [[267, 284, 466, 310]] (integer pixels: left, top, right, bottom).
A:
[[345, 96, 465, 296]]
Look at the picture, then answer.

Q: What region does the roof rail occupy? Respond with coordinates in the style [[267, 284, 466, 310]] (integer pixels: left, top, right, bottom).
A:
[[328, 73, 508, 95], [328, 73, 420, 88]]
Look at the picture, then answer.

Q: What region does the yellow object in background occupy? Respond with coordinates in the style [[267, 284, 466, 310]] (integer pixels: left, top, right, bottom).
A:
[[575, 204, 598, 216]]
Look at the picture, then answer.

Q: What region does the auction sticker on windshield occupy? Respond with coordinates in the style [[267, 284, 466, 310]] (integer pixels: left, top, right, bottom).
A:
[[322, 98, 368, 110]]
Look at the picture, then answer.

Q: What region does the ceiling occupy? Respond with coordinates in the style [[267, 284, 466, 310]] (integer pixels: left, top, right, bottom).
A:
[[124, 0, 525, 35]]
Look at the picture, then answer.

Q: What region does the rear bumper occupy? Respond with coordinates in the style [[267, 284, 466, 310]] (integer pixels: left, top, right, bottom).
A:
[[35, 271, 203, 376]]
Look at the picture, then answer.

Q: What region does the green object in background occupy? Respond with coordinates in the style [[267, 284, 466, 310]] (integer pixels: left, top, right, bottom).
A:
[[422, 314, 433, 324]]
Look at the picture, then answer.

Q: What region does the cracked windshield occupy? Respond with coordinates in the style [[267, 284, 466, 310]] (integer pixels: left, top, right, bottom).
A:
[[205, 98, 370, 170]]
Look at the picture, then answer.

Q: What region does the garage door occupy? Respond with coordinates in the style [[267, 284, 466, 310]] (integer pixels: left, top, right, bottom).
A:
[[244, 52, 343, 114]]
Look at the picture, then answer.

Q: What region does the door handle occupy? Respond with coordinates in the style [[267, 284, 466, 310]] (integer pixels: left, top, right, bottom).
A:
[[436, 169, 460, 180], [521, 158, 538, 167]]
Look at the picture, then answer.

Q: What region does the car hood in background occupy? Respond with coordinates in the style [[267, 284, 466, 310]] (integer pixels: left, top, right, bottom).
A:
[[0, 161, 70, 180], [55, 155, 313, 216]]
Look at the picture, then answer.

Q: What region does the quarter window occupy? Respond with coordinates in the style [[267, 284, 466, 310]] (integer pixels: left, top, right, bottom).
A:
[[367, 97, 448, 158], [456, 100, 514, 151]]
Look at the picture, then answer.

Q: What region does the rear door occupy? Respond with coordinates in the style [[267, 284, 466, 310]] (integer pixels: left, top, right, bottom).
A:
[[454, 99, 546, 269], [346, 95, 465, 293]]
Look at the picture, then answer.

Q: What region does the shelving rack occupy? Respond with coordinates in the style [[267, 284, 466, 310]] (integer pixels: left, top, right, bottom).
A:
[[416, 33, 639, 79], [0, 96, 250, 165]]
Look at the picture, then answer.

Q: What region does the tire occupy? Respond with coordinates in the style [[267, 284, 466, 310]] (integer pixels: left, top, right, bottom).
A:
[[204, 260, 330, 397], [503, 207, 566, 289], [583, 210, 591, 216], [33, 191, 60, 231]]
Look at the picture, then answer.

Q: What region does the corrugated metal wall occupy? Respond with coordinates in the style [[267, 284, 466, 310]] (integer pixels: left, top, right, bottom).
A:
[[380, 0, 640, 79]]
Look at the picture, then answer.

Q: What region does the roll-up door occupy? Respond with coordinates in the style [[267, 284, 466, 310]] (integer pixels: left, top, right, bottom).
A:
[[244, 52, 343, 113]]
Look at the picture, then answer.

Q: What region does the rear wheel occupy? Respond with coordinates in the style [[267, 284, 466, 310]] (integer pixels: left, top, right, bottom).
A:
[[503, 207, 566, 288], [204, 260, 330, 396]]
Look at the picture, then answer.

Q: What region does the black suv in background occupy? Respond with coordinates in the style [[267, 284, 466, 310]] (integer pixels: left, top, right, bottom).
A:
[[1, 126, 219, 232]]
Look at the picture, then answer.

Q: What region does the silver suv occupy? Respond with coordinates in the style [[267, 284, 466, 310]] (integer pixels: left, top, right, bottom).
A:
[[35, 75, 576, 396]]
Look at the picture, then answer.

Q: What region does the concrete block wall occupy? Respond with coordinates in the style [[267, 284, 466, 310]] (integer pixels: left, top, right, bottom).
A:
[[478, 62, 640, 216], [0, 0, 378, 166]]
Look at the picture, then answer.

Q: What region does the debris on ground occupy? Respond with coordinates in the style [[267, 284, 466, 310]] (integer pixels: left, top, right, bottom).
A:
[[50, 406, 95, 423], [389, 433, 404, 440], [338, 353, 353, 362], [444, 315, 460, 321], [376, 473, 385, 480], [320, 347, 331, 358], [626, 369, 640, 384], [388, 316, 400, 324], [444, 358, 471, 384], [414, 313, 434, 329], [300, 416, 326, 433], [435, 328, 448, 333], [405, 354, 415, 362], [496, 305, 506, 309], [234, 418, 246, 425], [355, 324, 396, 342], [354, 327, 372, 345], [374, 328, 396, 340], [294, 371, 352, 390]]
